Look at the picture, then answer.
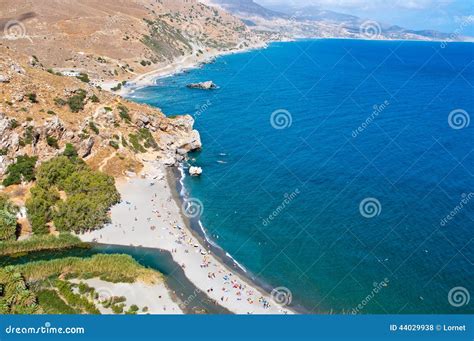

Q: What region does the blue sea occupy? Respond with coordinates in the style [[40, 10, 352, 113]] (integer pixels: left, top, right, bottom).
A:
[[129, 39, 474, 314]]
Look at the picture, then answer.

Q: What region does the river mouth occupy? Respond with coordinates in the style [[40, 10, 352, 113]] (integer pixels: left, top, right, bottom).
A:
[[0, 243, 231, 315]]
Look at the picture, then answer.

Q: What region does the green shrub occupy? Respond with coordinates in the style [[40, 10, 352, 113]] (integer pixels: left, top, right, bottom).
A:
[[22, 126, 35, 145], [47, 110, 56, 115], [0, 267, 39, 314], [54, 98, 67, 107], [76, 73, 90, 83], [27, 93, 38, 103], [90, 94, 100, 103], [26, 155, 120, 234], [8, 119, 19, 129], [63, 143, 78, 158], [117, 105, 130, 121], [88, 121, 99, 135], [26, 187, 59, 235], [46, 135, 59, 149], [37, 289, 77, 314], [109, 140, 119, 150], [111, 83, 122, 92], [128, 134, 146, 153], [3, 155, 38, 187], [67, 89, 87, 113], [54, 280, 100, 314], [138, 128, 158, 149], [0, 195, 18, 241]]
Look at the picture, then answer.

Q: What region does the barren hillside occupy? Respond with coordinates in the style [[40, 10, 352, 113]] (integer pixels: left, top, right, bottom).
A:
[[0, 0, 260, 83]]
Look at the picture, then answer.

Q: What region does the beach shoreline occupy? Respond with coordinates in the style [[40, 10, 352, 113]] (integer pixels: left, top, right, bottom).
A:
[[167, 165, 308, 314], [115, 41, 269, 97], [79, 156, 295, 314]]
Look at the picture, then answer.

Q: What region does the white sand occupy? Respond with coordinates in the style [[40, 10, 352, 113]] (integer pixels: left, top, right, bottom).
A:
[[70, 278, 183, 315], [79, 159, 293, 314]]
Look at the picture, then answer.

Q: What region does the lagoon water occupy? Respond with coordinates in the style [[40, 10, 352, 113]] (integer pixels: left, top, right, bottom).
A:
[[130, 39, 474, 313]]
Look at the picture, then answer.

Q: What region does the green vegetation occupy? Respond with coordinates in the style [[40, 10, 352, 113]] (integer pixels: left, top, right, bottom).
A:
[[9, 119, 19, 129], [54, 97, 67, 107], [67, 89, 87, 113], [27, 93, 38, 103], [16, 254, 159, 283], [117, 104, 131, 121], [76, 73, 90, 83], [128, 133, 146, 153], [46, 135, 59, 149], [1, 254, 160, 315], [55, 280, 100, 314], [20, 126, 35, 146], [109, 140, 119, 150], [0, 148, 8, 156], [0, 266, 40, 314], [0, 234, 83, 257], [111, 83, 122, 91], [127, 128, 157, 153], [26, 155, 120, 234], [88, 121, 99, 135], [126, 304, 139, 315], [63, 143, 78, 158], [26, 186, 59, 235], [2, 155, 38, 187], [47, 110, 56, 116], [138, 128, 158, 149], [90, 94, 100, 103], [36, 289, 77, 314], [0, 195, 18, 241]]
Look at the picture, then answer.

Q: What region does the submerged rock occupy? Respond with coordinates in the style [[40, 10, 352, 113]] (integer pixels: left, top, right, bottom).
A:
[[186, 81, 217, 90]]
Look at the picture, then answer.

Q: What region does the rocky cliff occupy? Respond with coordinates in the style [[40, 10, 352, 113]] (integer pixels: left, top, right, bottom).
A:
[[0, 47, 201, 179]]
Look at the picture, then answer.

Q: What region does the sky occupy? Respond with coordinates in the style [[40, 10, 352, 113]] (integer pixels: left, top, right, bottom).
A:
[[258, 0, 474, 36]]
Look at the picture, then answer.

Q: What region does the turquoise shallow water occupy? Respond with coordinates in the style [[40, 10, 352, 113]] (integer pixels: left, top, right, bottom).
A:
[[129, 39, 474, 314]]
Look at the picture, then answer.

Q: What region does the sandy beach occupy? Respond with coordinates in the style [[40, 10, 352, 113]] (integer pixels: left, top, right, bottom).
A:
[[79, 158, 293, 314], [70, 278, 183, 315]]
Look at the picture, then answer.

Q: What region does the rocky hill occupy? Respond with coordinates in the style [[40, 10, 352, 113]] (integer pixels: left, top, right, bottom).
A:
[[0, 46, 201, 181], [206, 0, 473, 42], [0, 0, 260, 85]]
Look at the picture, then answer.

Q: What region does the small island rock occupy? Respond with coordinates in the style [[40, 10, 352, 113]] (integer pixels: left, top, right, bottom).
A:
[[189, 166, 203, 176], [186, 81, 217, 90]]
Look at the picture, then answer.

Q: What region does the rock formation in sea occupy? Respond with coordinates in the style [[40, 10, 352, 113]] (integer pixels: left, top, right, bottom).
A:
[[189, 166, 203, 176], [186, 81, 218, 90]]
